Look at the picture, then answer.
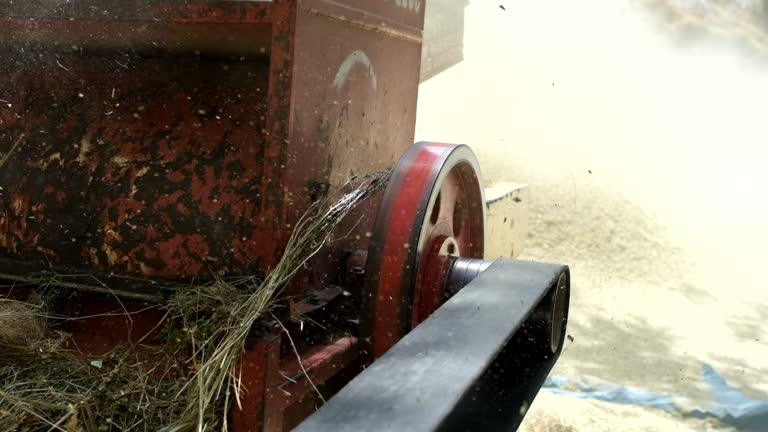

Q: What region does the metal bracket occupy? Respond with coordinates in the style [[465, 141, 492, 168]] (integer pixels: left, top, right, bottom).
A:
[[296, 258, 570, 431]]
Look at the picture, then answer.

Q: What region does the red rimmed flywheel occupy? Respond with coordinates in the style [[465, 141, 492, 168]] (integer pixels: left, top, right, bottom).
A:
[[363, 142, 486, 359]]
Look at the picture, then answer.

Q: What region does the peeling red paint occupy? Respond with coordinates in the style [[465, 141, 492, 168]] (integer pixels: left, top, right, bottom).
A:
[[0, 0, 420, 285], [232, 218, 278, 267], [154, 234, 210, 277], [0, 47, 272, 279], [156, 191, 185, 210], [166, 171, 185, 183], [176, 202, 192, 217], [106, 198, 146, 226]]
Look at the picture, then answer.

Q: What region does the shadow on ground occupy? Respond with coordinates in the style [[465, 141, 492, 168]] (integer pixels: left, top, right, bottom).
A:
[[558, 313, 708, 401], [727, 301, 768, 343]]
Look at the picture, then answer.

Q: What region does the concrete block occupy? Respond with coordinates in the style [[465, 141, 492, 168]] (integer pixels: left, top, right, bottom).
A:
[[485, 182, 529, 259]]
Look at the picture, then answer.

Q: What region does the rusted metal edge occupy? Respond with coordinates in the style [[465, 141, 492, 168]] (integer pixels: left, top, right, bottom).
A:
[[303, 0, 422, 44], [276, 336, 360, 408], [0, 257, 171, 303], [0, 272, 165, 303], [0, 18, 274, 56], [0, 1, 272, 24]]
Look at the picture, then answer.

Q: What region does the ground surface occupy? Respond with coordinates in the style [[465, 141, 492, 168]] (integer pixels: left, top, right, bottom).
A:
[[416, 1, 768, 430]]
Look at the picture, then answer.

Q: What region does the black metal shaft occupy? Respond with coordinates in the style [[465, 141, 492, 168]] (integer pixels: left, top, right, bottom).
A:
[[445, 257, 493, 298]]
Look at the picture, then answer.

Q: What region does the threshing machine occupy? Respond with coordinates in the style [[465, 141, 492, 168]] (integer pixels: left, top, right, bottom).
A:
[[0, 1, 570, 430]]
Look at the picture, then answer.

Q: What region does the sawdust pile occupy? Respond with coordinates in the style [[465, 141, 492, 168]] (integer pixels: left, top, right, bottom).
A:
[[640, 0, 768, 54], [418, 0, 768, 430]]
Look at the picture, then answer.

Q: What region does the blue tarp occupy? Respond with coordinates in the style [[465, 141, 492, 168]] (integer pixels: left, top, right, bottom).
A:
[[542, 364, 768, 431]]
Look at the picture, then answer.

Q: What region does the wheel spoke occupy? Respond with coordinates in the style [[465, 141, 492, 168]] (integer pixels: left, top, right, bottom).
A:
[[438, 173, 459, 232]]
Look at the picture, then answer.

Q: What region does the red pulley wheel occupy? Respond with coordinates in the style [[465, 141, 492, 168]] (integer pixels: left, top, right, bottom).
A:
[[363, 142, 486, 359]]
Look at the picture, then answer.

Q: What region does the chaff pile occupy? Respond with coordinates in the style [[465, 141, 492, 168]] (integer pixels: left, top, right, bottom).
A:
[[0, 172, 389, 431], [0, 302, 188, 432]]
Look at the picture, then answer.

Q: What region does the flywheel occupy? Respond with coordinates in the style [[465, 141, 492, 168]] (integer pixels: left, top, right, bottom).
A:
[[364, 142, 486, 358]]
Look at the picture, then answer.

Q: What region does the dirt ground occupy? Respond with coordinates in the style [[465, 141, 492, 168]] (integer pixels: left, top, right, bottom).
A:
[[416, 0, 768, 430]]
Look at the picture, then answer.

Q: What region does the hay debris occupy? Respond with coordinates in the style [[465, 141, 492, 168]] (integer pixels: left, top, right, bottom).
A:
[[0, 293, 193, 432], [0, 296, 46, 347], [0, 172, 389, 431], [163, 171, 389, 431]]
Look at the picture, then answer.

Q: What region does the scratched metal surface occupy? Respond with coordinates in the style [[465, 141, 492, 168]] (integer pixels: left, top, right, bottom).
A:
[[0, 0, 424, 293], [0, 49, 273, 281], [279, 0, 425, 293]]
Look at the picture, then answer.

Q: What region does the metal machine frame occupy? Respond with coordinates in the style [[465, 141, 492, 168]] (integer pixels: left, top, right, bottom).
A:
[[0, 2, 570, 430]]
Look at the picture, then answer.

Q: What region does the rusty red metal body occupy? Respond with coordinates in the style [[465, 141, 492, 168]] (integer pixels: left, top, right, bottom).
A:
[[0, 0, 423, 288], [0, 1, 426, 430]]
